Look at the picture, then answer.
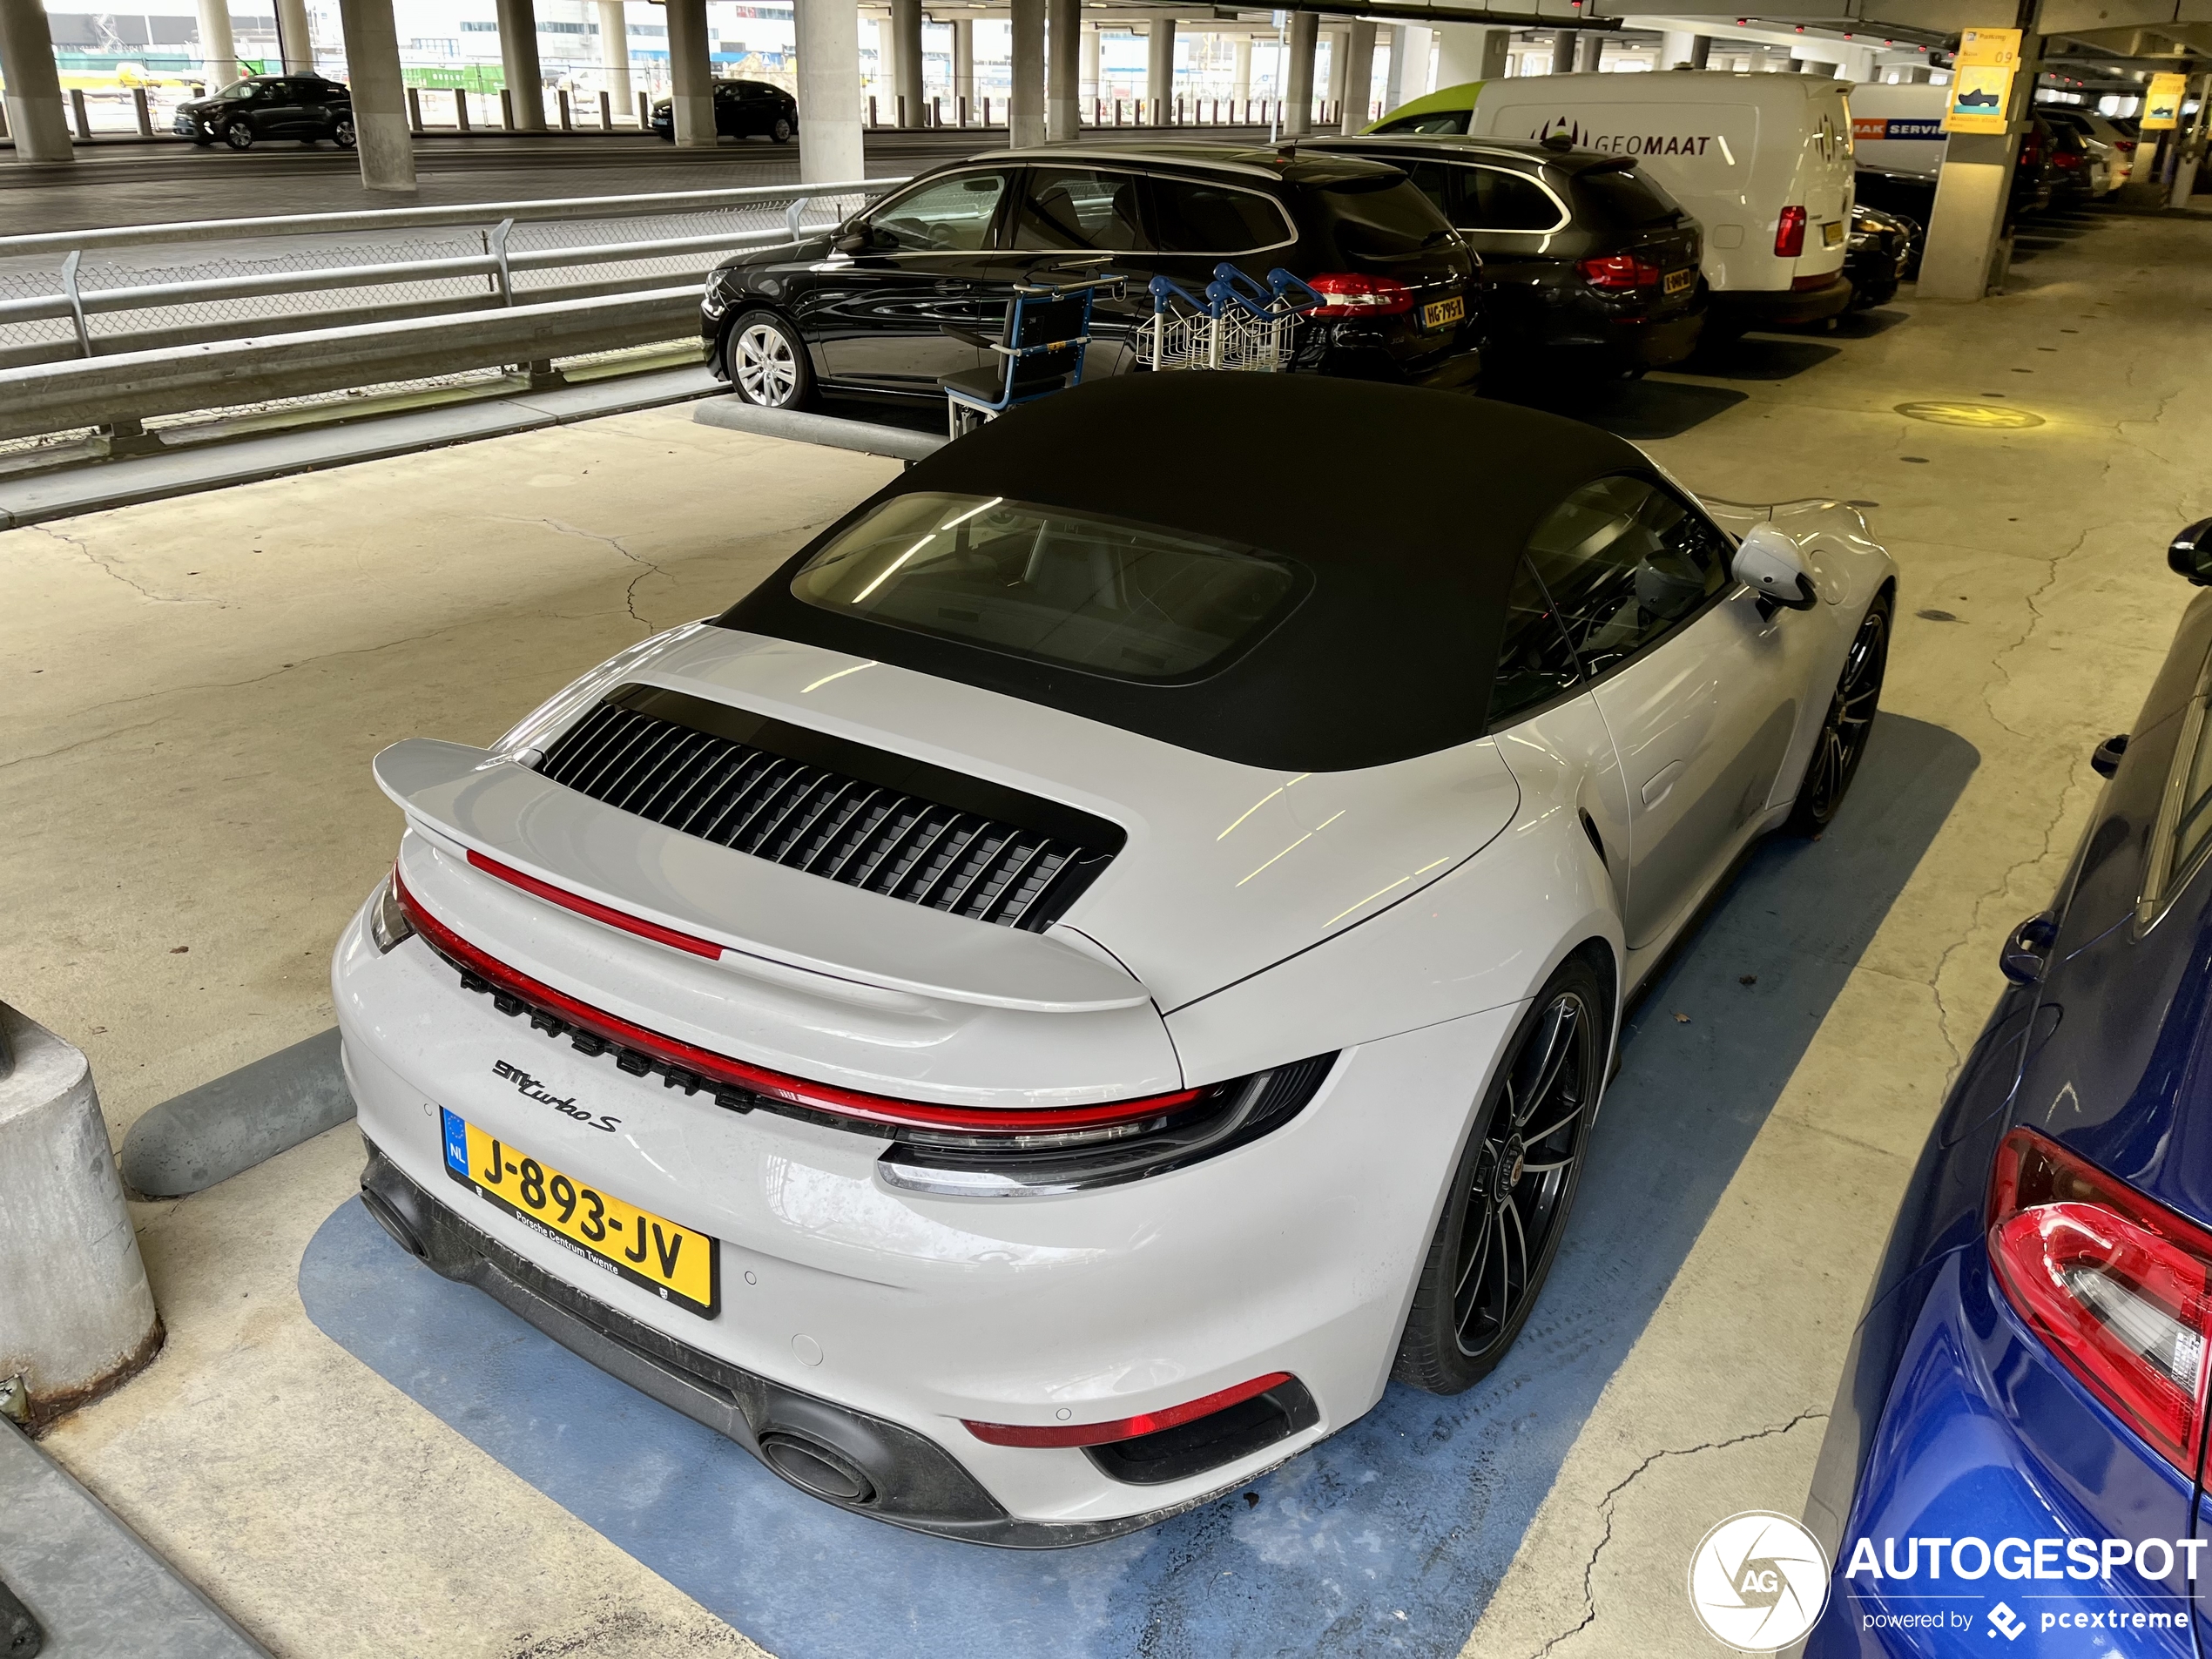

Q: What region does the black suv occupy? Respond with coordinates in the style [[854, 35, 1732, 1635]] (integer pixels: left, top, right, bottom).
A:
[[651, 80, 797, 142], [174, 75, 354, 149], [701, 144, 1480, 408], [1306, 135, 1705, 377]]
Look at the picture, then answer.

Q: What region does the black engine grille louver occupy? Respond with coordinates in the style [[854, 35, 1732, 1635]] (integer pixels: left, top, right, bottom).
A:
[[530, 684, 1123, 933]]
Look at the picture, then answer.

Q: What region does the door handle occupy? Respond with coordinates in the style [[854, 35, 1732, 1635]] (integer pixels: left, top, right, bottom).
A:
[[1639, 759, 1685, 808], [934, 279, 973, 293]]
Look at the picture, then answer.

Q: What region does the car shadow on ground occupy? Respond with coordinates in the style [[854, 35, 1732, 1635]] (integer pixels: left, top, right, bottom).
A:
[[1490, 374, 1750, 441], [1675, 335, 1845, 382], [300, 714, 1975, 1659]]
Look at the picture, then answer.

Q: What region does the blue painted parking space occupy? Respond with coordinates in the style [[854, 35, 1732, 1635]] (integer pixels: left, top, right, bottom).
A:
[[300, 717, 1973, 1659]]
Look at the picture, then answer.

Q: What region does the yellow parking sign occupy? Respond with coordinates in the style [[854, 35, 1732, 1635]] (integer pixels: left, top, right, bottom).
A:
[[1944, 28, 2021, 136], [2143, 72, 2188, 132]]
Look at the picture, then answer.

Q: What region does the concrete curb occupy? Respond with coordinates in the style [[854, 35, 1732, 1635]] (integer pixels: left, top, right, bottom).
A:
[[0, 1418, 270, 1657], [120, 1028, 351, 1200], [0, 365, 718, 529], [693, 395, 948, 462]]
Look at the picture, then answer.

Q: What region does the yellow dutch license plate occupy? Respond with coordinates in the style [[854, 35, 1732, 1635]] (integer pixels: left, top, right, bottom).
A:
[[1664, 267, 1696, 296], [440, 1109, 719, 1318], [1421, 295, 1465, 331], [1823, 220, 1846, 247]]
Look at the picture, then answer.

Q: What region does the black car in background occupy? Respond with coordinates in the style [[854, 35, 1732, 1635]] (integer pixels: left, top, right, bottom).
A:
[[651, 79, 797, 142], [702, 145, 1480, 408], [1844, 203, 1919, 307], [173, 74, 354, 149], [1305, 134, 1704, 378]]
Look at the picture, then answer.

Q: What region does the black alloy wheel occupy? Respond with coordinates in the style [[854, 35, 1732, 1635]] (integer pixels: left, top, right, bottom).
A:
[[334, 116, 356, 148], [771, 114, 793, 143], [1786, 591, 1890, 836], [1393, 956, 1606, 1393], [725, 309, 813, 409], [224, 121, 254, 149]]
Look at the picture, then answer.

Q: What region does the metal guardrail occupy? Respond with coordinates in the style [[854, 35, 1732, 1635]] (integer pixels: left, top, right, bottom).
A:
[[0, 174, 908, 449]]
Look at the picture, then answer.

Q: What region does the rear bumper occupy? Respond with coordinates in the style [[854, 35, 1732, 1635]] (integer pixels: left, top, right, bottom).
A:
[[332, 895, 1511, 1537], [1804, 1248, 2197, 1657], [358, 1143, 1238, 1546], [1712, 275, 1854, 329]]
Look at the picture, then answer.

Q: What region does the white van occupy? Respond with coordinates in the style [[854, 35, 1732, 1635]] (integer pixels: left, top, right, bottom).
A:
[[1376, 71, 1856, 333]]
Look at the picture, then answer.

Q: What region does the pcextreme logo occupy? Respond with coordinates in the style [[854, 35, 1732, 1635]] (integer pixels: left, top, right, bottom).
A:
[[1688, 1512, 1831, 1651]]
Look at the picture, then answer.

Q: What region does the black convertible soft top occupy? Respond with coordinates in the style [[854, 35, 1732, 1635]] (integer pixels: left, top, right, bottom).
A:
[[719, 374, 1655, 772]]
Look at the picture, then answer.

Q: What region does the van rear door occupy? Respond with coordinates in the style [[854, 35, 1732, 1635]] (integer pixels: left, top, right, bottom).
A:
[[1467, 80, 1764, 287]]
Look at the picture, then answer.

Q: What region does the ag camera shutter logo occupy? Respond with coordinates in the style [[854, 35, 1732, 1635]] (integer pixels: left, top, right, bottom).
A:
[[1687, 1511, 1831, 1651]]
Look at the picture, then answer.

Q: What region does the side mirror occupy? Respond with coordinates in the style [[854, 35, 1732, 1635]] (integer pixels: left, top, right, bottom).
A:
[[1733, 523, 1817, 611], [2169, 518, 2212, 585], [834, 228, 873, 255]]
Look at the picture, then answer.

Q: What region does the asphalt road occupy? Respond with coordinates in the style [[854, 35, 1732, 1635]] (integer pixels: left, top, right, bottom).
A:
[[0, 125, 1278, 238]]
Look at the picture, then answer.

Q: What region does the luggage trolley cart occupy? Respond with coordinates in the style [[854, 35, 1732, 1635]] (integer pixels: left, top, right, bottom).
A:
[[939, 273, 1123, 440], [1143, 264, 1324, 374]]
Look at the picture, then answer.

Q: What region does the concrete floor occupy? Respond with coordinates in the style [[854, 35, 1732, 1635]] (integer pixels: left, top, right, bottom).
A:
[[0, 208, 2206, 1656]]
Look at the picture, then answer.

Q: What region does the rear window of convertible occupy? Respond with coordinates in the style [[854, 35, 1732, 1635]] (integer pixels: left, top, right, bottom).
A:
[[789, 492, 1305, 681]]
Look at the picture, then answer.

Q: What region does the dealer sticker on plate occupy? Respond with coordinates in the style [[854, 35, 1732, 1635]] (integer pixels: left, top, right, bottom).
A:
[[1421, 295, 1465, 330], [441, 1108, 720, 1318]]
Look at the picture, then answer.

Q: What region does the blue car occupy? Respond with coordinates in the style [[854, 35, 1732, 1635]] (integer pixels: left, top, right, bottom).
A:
[[1804, 517, 2212, 1656]]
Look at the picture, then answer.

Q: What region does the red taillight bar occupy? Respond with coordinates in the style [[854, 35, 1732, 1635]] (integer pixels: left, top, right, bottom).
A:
[[391, 871, 1204, 1135], [467, 849, 725, 961], [963, 1372, 1295, 1448]]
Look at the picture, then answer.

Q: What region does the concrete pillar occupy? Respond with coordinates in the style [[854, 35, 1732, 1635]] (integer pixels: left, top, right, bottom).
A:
[[598, 0, 632, 115], [956, 17, 977, 111], [1282, 7, 1316, 134], [1048, 0, 1078, 138], [1433, 23, 1503, 88], [1338, 19, 1374, 132], [1919, 19, 2040, 300], [1906, 64, 1932, 83], [195, 0, 239, 90], [889, 0, 921, 126], [0, 1007, 161, 1432], [795, 0, 864, 179], [0, 0, 73, 161], [666, 0, 714, 145], [1659, 30, 1697, 70], [495, 0, 547, 130], [2170, 71, 2212, 206], [1009, 0, 1045, 145], [1575, 31, 1602, 72], [1549, 29, 1575, 74], [1147, 18, 1174, 123], [1384, 24, 1429, 106], [276, 0, 314, 71], [336, 0, 416, 189]]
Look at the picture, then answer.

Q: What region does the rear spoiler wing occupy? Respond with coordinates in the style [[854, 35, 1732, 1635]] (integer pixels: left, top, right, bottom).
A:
[[372, 738, 1151, 1016]]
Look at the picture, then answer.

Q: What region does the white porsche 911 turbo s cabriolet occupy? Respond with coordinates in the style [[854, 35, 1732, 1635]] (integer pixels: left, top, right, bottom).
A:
[[337, 373, 1895, 1545]]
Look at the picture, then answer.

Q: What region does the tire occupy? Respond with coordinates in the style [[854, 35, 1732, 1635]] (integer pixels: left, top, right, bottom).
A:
[[224, 122, 254, 150], [1785, 590, 1891, 836], [725, 310, 813, 409], [770, 115, 792, 144], [1392, 955, 1608, 1394], [334, 117, 356, 149]]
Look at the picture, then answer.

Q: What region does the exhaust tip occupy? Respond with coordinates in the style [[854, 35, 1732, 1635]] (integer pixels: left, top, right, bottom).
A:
[[759, 1431, 877, 1506], [360, 1184, 428, 1260]]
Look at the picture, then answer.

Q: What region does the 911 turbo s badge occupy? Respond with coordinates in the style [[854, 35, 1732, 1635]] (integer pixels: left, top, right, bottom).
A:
[[492, 1059, 621, 1133]]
